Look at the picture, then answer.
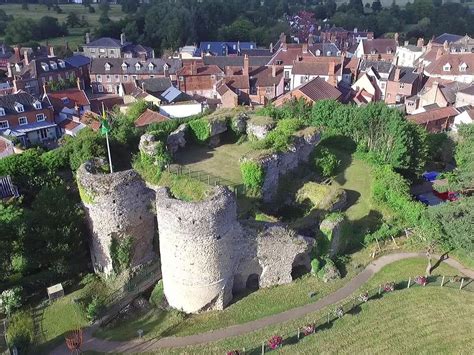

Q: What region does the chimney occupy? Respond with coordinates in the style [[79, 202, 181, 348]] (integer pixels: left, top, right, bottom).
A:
[[269, 42, 273, 53], [394, 68, 401, 81], [120, 33, 126, 46], [7, 64, 12, 78], [417, 38, 424, 48], [49, 46, 55, 58], [43, 82, 48, 94], [272, 64, 276, 78], [24, 50, 29, 66], [280, 32, 286, 44], [237, 40, 241, 53], [14, 46, 20, 62], [394, 32, 399, 44], [225, 66, 233, 76], [163, 64, 169, 77], [86, 32, 90, 44], [436, 48, 443, 60], [243, 54, 249, 76], [73, 106, 80, 122], [302, 43, 308, 54], [282, 42, 287, 51], [443, 40, 449, 51]]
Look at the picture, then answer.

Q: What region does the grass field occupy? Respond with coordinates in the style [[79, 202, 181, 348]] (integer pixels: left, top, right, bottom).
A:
[[94, 256, 462, 343], [0, 4, 124, 49], [141, 258, 468, 354]]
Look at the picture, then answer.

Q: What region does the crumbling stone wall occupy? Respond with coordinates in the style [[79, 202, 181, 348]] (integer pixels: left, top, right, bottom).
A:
[[77, 159, 155, 275], [156, 186, 314, 313]]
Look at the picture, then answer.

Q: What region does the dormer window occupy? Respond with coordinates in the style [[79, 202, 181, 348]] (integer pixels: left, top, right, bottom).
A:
[[33, 100, 42, 110], [61, 97, 69, 104], [386, 48, 393, 54], [14, 102, 24, 113], [315, 49, 321, 56], [371, 49, 376, 54], [49, 61, 57, 70], [58, 60, 66, 68], [163, 63, 169, 71], [443, 63, 451, 72], [121, 62, 128, 71], [105, 62, 111, 71], [459, 63, 468, 72], [135, 63, 141, 71], [41, 62, 49, 71], [148, 63, 154, 71], [15, 63, 21, 72], [0, 107, 4, 116], [250, 44, 254, 49]]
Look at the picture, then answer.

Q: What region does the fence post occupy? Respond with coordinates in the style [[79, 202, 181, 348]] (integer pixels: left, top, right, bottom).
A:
[[407, 277, 411, 289], [297, 327, 300, 340], [261, 342, 265, 354], [441, 275, 445, 287], [460, 278, 464, 290]]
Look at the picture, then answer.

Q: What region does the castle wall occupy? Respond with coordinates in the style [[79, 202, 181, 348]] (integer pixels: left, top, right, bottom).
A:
[[77, 159, 155, 275]]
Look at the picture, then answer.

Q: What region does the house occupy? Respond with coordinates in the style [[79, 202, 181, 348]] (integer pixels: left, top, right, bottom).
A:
[[176, 62, 223, 98], [136, 77, 172, 97], [0, 175, 19, 200], [273, 76, 342, 107], [82, 33, 154, 60], [65, 54, 92, 88], [453, 107, 474, 131], [158, 86, 203, 118], [318, 27, 373, 51], [290, 56, 349, 90], [57, 118, 86, 137], [407, 106, 459, 133], [177, 45, 199, 60], [197, 41, 257, 56], [352, 73, 381, 104], [396, 39, 425, 67], [0, 92, 57, 146], [202, 55, 272, 70], [409, 80, 469, 114], [44, 86, 91, 122], [424, 52, 474, 83], [354, 38, 398, 61], [0, 82, 14, 96], [0, 44, 12, 71], [7, 53, 81, 96], [455, 85, 474, 107], [135, 109, 170, 128], [357, 59, 394, 100], [249, 65, 285, 105], [385, 67, 424, 105], [89, 58, 181, 94]]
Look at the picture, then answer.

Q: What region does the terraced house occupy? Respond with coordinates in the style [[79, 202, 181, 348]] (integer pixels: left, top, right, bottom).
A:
[[89, 58, 181, 94], [0, 92, 56, 146]]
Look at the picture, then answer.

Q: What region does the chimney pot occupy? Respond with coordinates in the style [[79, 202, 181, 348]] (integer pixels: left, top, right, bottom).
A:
[[120, 33, 126, 46], [49, 46, 55, 58], [243, 54, 249, 76], [272, 64, 276, 78], [86, 33, 90, 44], [24, 50, 29, 65]]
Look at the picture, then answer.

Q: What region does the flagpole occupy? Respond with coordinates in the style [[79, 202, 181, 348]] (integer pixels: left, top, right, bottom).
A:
[[105, 130, 113, 173]]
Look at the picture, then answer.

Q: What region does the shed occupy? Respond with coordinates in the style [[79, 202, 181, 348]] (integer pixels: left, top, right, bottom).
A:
[[47, 283, 64, 301]]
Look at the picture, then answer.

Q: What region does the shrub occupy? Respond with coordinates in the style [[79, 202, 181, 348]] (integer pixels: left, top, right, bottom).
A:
[[240, 161, 264, 189], [263, 118, 305, 152], [310, 258, 321, 274], [313, 147, 340, 177], [188, 118, 210, 143], [6, 311, 34, 351], [267, 335, 283, 349], [126, 100, 150, 120], [0, 287, 23, 316], [296, 183, 345, 211], [109, 236, 133, 274], [149, 280, 164, 308], [86, 296, 105, 321]]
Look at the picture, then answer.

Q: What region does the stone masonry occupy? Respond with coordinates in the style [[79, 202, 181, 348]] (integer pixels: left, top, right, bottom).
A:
[[156, 186, 314, 313], [77, 159, 155, 275]]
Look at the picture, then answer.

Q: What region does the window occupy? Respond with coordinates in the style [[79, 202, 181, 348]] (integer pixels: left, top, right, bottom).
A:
[[33, 101, 42, 110], [443, 63, 451, 72], [99, 48, 106, 53], [121, 63, 128, 71], [105, 63, 111, 71], [148, 63, 154, 71], [179, 76, 184, 81], [36, 113, 45, 122], [135, 63, 141, 71], [98, 84, 104, 92], [115, 75, 119, 81], [110, 50, 115, 54], [460, 63, 468, 72], [91, 49, 96, 53], [315, 50, 321, 56], [0, 107, 5, 116], [123, 75, 128, 82], [41, 63, 49, 71], [207, 44, 211, 49], [150, 75, 154, 78], [18, 116, 28, 125], [265, 87, 272, 95], [0, 120, 8, 129], [61, 97, 69, 104], [132, 75, 137, 80], [106, 75, 111, 82], [49, 61, 57, 70], [58, 60, 65, 68], [14, 103, 24, 113], [399, 83, 405, 89], [97, 75, 102, 82], [284, 71, 289, 79]]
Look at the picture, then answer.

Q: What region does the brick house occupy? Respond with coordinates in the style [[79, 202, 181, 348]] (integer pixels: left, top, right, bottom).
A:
[[44, 86, 91, 122], [0, 92, 57, 146], [319, 27, 373, 51], [407, 106, 459, 133], [424, 51, 474, 84], [249, 65, 285, 105], [7, 53, 81, 96], [82, 33, 155, 60], [177, 62, 224, 98], [354, 38, 398, 62], [89, 58, 181, 94], [385, 67, 424, 105]]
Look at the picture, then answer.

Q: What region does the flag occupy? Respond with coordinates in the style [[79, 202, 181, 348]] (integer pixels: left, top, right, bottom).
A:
[[100, 105, 111, 135]]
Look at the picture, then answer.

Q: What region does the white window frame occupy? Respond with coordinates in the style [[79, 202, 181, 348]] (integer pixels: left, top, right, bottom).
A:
[[18, 116, 28, 125], [0, 108, 5, 116], [443, 64, 451, 72], [15, 103, 24, 113], [34, 101, 42, 110], [98, 84, 104, 92], [0, 120, 8, 129], [36, 113, 45, 122], [97, 75, 102, 82], [105, 63, 111, 71]]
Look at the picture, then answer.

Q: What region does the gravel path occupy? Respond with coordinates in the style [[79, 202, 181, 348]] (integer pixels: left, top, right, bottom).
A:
[[50, 252, 473, 354]]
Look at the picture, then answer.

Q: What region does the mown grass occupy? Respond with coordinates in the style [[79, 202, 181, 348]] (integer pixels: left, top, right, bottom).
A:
[[141, 257, 468, 354]]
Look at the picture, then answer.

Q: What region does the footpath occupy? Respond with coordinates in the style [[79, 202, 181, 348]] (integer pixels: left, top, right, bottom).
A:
[[50, 252, 474, 354]]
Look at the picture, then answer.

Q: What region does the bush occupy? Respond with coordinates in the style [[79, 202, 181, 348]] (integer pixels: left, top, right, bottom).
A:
[[86, 296, 105, 321], [126, 99, 150, 120], [310, 258, 321, 274], [149, 280, 164, 308], [0, 287, 23, 316], [262, 118, 305, 152], [188, 118, 211, 143], [313, 147, 340, 177], [240, 161, 264, 189], [6, 311, 34, 351], [109, 236, 133, 274]]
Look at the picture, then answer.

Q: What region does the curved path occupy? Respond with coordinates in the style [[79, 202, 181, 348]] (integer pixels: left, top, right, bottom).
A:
[[51, 252, 473, 354]]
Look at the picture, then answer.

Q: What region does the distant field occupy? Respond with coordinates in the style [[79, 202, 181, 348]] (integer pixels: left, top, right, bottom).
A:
[[336, 0, 464, 7], [0, 3, 124, 48]]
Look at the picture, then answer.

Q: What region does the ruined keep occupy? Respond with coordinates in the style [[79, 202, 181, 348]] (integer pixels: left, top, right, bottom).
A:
[[77, 159, 155, 275], [156, 186, 314, 313]]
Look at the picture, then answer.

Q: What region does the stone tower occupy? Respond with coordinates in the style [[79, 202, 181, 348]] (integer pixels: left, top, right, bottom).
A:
[[77, 159, 155, 275], [156, 186, 243, 313]]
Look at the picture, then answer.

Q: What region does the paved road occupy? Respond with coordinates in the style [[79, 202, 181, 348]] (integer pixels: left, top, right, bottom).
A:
[[50, 252, 473, 354]]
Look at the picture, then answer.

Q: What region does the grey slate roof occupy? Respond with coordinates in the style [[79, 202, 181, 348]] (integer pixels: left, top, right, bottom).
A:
[[136, 78, 172, 93], [458, 84, 474, 96], [433, 33, 463, 44], [12, 57, 75, 79], [388, 67, 419, 84], [65, 54, 91, 68], [359, 59, 393, 74], [83, 37, 123, 48], [240, 49, 273, 57], [0, 92, 50, 115], [90, 58, 182, 75], [309, 43, 340, 56], [202, 56, 272, 69]]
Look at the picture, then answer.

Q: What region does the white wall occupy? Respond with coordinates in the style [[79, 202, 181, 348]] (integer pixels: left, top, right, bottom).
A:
[[159, 103, 203, 118]]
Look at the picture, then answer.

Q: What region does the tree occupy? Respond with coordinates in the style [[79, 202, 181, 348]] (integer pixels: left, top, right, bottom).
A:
[[66, 12, 81, 28], [98, 0, 110, 14], [4, 17, 36, 44], [0, 287, 23, 317], [121, 0, 138, 14], [0, 203, 25, 280], [36, 16, 68, 40], [349, 0, 364, 14], [372, 0, 382, 12], [446, 124, 474, 192]]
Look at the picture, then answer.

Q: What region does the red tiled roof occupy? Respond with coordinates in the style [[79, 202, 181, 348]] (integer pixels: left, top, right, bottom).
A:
[[58, 119, 82, 130], [135, 109, 169, 127], [362, 39, 398, 55], [177, 64, 223, 76], [292, 58, 340, 75], [225, 75, 250, 90], [268, 44, 315, 66], [425, 52, 474, 76], [407, 106, 459, 125], [80, 111, 101, 131], [46, 88, 89, 112], [298, 76, 342, 101]]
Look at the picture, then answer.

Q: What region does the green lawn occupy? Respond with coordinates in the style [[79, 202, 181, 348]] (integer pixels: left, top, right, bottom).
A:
[[173, 141, 253, 185], [143, 258, 468, 354]]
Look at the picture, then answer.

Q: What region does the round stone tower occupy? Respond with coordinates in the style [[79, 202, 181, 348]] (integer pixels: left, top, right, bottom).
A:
[[77, 159, 155, 275], [156, 186, 243, 313]]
